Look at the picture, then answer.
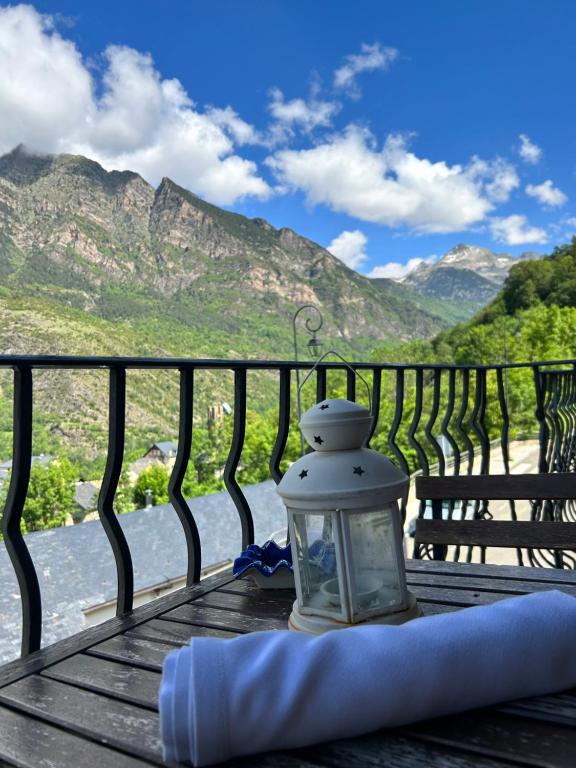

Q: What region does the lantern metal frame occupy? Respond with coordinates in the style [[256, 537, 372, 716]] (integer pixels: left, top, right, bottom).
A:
[[279, 392, 422, 634]]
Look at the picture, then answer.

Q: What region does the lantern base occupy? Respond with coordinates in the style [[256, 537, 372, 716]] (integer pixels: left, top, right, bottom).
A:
[[288, 591, 422, 634]]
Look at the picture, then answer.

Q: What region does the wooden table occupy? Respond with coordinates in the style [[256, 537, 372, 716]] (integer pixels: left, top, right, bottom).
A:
[[0, 559, 575, 768]]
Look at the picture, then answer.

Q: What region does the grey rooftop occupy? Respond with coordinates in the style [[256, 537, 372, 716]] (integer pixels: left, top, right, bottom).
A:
[[0, 480, 286, 664]]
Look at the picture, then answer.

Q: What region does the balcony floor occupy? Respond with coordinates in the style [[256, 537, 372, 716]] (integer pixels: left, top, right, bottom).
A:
[[0, 560, 575, 767]]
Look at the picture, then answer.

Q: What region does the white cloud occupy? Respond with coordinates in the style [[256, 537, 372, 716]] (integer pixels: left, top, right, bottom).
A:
[[205, 106, 260, 145], [525, 179, 567, 208], [468, 157, 519, 202], [0, 5, 93, 153], [334, 43, 398, 96], [0, 5, 270, 205], [268, 127, 518, 233], [268, 87, 340, 135], [368, 255, 438, 280], [327, 230, 368, 270], [518, 134, 542, 164], [565, 217, 576, 227], [490, 215, 548, 245]]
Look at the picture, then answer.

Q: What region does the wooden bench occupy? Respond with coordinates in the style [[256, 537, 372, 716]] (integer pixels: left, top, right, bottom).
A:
[[415, 472, 576, 563]]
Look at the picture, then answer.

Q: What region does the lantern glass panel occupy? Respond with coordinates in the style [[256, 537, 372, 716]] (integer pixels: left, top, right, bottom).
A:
[[291, 511, 344, 618], [346, 504, 405, 620]]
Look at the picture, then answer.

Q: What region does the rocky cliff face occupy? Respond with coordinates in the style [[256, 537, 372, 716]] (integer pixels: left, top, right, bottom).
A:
[[0, 146, 451, 350]]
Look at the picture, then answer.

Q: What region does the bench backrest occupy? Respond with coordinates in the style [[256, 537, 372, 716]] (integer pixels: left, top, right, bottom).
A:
[[414, 473, 576, 555]]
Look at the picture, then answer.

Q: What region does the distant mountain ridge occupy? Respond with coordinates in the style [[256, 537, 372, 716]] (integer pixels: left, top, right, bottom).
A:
[[399, 244, 540, 310]]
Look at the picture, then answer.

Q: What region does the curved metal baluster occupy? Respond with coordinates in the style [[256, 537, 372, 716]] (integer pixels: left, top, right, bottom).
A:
[[559, 373, 572, 472], [387, 369, 410, 476], [470, 368, 490, 477], [437, 368, 459, 537], [387, 369, 411, 532], [569, 366, 576, 473], [98, 367, 133, 615], [549, 374, 562, 472], [533, 366, 549, 473], [168, 368, 201, 584], [470, 369, 491, 562], [543, 373, 556, 472], [496, 367, 522, 565], [424, 368, 444, 475], [530, 366, 556, 566], [407, 369, 430, 557], [346, 367, 356, 402], [471, 369, 490, 508], [496, 368, 511, 474], [563, 371, 574, 472], [1, 366, 41, 656], [440, 368, 460, 476], [224, 368, 254, 549], [408, 369, 429, 475], [316, 366, 327, 403], [367, 368, 381, 447], [564, 373, 576, 524], [450, 369, 474, 562], [454, 369, 474, 475], [270, 368, 291, 484]]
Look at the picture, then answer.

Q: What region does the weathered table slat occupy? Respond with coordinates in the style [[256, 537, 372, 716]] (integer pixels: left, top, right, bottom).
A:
[[405, 559, 576, 584], [125, 617, 239, 646], [404, 710, 576, 767], [0, 703, 157, 768], [85, 635, 179, 671], [291, 731, 528, 768], [41, 654, 161, 710], [161, 602, 288, 632], [0, 676, 164, 763], [194, 588, 295, 618], [497, 690, 576, 727], [0, 560, 573, 768], [404, 571, 576, 597], [410, 584, 531, 608]]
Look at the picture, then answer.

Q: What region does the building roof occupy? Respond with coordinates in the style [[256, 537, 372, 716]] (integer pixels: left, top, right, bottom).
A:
[[145, 441, 178, 457], [0, 480, 286, 664]]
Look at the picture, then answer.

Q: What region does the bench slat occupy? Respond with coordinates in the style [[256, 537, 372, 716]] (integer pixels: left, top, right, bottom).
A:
[[416, 473, 576, 500], [415, 520, 576, 549]]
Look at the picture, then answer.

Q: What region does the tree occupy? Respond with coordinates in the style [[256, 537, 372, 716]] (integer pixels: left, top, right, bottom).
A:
[[114, 469, 134, 514], [0, 459, 77, 534], [133, 464, 169, 508]]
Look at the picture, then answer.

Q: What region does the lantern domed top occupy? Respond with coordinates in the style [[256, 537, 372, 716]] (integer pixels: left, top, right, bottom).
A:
[[300, 399, 372, 451], [277, 398, 408, 509]]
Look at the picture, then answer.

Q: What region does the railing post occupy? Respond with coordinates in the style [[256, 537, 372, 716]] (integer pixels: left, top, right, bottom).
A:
[[168, 368, 202, 584], [224, 368, 254, 549], [1, 366, 42, 656], [97, 367, 134, 615]]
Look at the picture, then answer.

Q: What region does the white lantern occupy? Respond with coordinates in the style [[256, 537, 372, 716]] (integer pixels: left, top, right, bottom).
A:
[[277, 398, 421, 634]]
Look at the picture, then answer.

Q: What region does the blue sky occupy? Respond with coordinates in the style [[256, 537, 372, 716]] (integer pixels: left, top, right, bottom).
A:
[[1, 0, 575, 277]]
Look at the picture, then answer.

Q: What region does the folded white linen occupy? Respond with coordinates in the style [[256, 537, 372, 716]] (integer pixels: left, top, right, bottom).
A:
[[159, 590, 576, 766]]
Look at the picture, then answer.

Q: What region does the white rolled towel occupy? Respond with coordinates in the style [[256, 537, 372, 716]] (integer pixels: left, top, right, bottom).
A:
[[159, 590, 576, 766]]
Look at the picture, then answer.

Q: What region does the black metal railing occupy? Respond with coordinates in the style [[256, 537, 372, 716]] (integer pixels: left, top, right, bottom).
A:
[[1, 355, 575, 656]]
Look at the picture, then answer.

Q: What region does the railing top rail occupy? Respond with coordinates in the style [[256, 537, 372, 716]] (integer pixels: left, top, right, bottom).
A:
[[0, 354, 574, 372]]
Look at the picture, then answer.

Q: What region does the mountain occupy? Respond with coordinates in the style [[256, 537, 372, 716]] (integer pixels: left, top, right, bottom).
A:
[[398, 244, 539, 315], [0, 145, 451, 352], [0, 146, 457, 462]]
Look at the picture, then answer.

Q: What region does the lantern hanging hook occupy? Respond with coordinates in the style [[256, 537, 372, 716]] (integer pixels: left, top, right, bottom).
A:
[[297, 350, 372, 414]]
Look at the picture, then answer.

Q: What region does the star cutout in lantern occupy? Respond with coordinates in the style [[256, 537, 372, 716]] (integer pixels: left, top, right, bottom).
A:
[[313, 435, 324, 445], [353, 466, 366, 476], [319, 403, 330, 410], [299, 469, 309, 479]]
